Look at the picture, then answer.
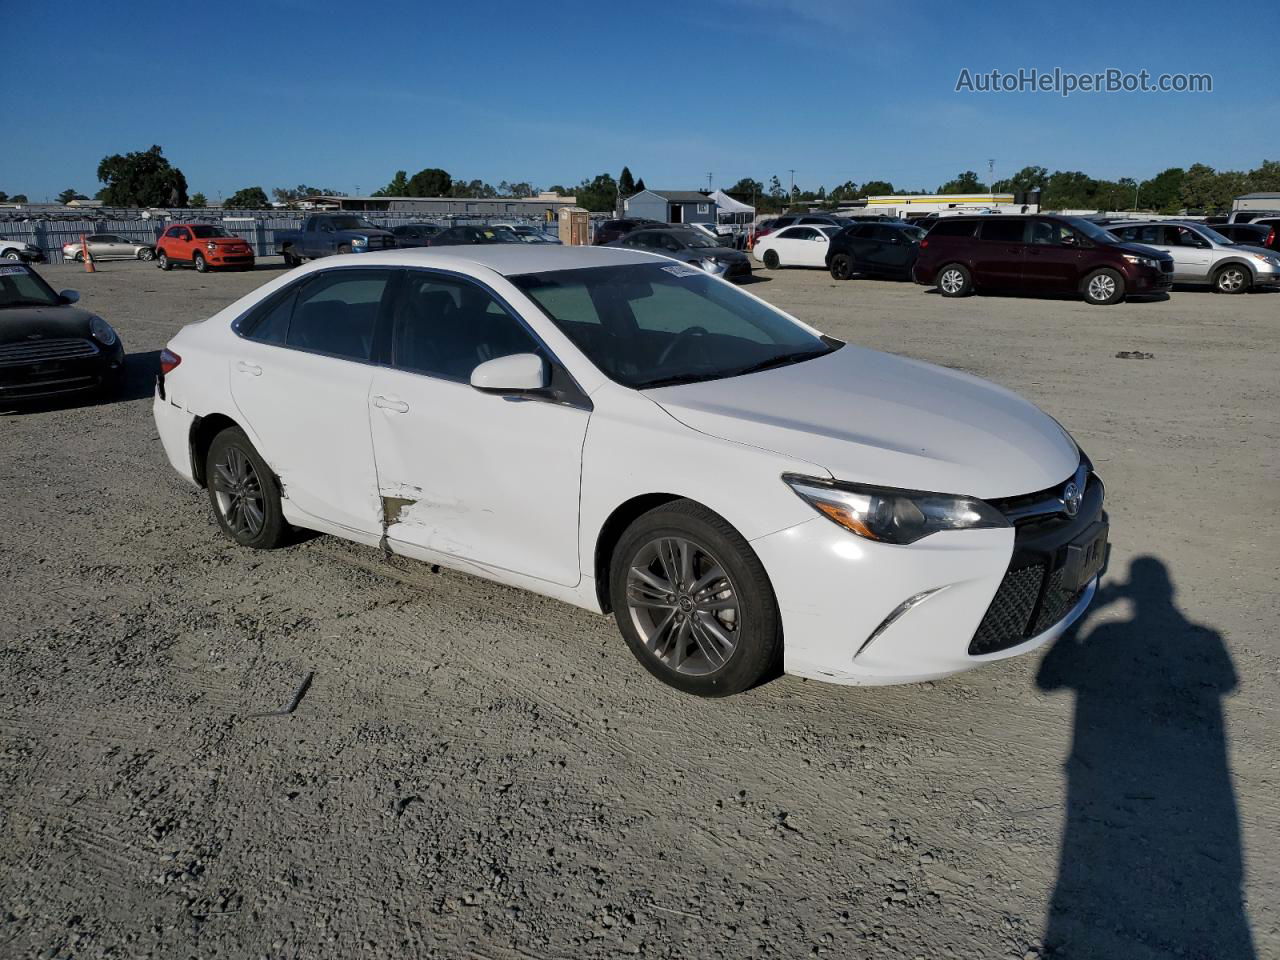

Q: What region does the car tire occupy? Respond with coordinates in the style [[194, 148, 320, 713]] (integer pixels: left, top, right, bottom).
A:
[[1082, 268, 1125, 305], [830, 253, 854, 281], [1212, 264, 1250, 294], [205, 427, 287, 550], [762, 249, 780, 270], [73, 251, 85, 263], [193, 252, 207, 273], [157, 251, 171, 271], [3, 250, 21, 261], [337, 244, 351, 256], [282, 247, 300, 267], [138, 247, 155, 261], [936, 263, 973, 297], [609, 500, 781, 697]]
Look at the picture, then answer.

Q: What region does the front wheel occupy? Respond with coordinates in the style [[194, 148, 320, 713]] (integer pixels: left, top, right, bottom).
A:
[[1213, 264, 1249, 294], [1083, 268, 1124, 305], [762, 249, 780, 270], [157, 251, 171, 271], [830, 253, 854, 281], [138, 247, 155, 261], [337, 244, 352, 256], [609, 500, 781, 697], [3, 251, 21, 261], [193, 252, 208, 273], [205, 427, 287, 549], [73, 251, 85, 263]]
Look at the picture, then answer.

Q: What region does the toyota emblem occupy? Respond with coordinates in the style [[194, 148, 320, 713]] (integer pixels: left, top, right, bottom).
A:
[[1062, 481, 1082, 518]]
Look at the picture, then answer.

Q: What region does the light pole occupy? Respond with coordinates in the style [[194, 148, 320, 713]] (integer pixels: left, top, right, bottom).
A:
[[1134, 181, 1140, 212], [788, 169, 795, 208]]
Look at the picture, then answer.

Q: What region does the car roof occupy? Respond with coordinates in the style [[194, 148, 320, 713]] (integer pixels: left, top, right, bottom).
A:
[[306, 244, 658, 277]]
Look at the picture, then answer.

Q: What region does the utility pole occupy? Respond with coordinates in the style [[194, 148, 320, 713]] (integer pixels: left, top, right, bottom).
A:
[[987, 159, 995, 192], [788, 169, 795, 206], [1134, 181, 1140, 211]]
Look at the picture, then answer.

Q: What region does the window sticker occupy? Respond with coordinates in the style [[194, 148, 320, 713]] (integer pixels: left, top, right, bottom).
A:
[[0, 265, 29, 276], [660, 264, 701, 278]]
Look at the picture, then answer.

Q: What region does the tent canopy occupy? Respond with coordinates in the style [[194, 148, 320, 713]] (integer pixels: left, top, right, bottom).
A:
[[709, 189, 754, 215]]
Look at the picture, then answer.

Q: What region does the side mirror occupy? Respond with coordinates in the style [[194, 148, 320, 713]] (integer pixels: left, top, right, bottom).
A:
[[470, 353, 546, 394], [58, 289, 80, 304]]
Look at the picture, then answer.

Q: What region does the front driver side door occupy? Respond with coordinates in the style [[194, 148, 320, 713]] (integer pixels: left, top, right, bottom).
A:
[[367, 270, 590, 586]]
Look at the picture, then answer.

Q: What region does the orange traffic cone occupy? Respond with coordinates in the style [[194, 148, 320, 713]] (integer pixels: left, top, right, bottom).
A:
[[80, 234, 95, 273]]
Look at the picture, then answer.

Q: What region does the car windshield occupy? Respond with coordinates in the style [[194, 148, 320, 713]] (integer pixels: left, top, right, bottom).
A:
[[511, 262, 839, 389], [1191, 224, 1232, 245], [1062, 216, 1120, 242], [191, 225, 232, 238], [682, 233, 719, 249], [328, 216, 378, 230], [0, 264, 60, 308]]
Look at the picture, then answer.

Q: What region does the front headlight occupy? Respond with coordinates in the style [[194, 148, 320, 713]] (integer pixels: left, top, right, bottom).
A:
[[89, 315, 118, 346], [352, 236, 368, 247], [783, 474, 1009, 545], [1122, 254, 1158, 268], [206, 241, 217, 252]]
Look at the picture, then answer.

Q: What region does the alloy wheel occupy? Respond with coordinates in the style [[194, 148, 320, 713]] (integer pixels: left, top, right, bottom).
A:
[[1088, 274, 1116, 301], [211, 445, 265, 538], [940, 268, 964, 294], [625, 537, 740, 676], [1218, 268, 1245, 292]]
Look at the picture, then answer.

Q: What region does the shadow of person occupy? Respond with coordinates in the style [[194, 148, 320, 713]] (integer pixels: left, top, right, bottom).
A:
[[1036, 556, 1255, 958]]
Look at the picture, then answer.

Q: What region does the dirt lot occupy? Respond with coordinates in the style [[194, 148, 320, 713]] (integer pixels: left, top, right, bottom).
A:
[[2, 257, 1277, 959]]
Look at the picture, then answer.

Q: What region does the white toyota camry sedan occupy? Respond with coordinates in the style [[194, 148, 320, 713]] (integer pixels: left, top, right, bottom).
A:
[[154, 245, 1107, 696]]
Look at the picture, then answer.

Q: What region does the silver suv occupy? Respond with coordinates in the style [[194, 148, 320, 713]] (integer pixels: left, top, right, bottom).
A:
[[1107, 221, 1280, 293]]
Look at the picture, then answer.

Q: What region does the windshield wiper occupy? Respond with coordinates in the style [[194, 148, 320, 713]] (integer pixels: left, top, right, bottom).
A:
[[724, 347, 835, 379], [636, 372, 722, 389], [0, 299, 57, 308]]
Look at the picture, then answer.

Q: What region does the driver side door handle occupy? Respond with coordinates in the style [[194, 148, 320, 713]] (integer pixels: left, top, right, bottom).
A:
[[373, 395, 409, 413], [235, 360, 262, 376]]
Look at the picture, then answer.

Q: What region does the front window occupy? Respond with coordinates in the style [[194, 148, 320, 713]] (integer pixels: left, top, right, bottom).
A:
[[327, 216, 379, 231], [191, 225, 233, 239], [0, 264, 60, 308], [511, 262, 839, 389], [1060, 216, 1119, 243]]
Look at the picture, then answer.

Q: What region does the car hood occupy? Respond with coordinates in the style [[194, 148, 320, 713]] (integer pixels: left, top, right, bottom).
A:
[[1232, 244, 1278, 259], [1110, 240, 1173, 261], [646, 344, 1079, 499], [337, 227, 393, 238], [0, 305, 94, 342], [696, 246, 747, 260]]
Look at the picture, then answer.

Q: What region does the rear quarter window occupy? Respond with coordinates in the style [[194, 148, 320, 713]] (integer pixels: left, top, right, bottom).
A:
[[928, 219, 978, 238]]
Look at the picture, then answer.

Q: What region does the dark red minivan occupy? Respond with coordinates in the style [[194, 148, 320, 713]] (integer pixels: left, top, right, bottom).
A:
[[913, 215, 1174, 305]]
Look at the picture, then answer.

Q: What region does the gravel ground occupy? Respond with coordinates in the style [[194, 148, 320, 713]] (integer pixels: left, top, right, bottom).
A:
[[2, 257, 1277, 959]]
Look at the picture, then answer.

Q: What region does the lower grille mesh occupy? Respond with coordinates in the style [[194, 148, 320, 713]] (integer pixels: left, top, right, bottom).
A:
[[969, 564, 1043, 656]]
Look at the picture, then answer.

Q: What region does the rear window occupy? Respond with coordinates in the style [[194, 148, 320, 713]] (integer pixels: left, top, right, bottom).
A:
[[978, 220, 1027, 243], [928, 219, 978, 238]]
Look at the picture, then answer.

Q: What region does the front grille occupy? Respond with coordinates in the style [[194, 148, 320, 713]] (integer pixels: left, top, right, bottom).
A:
[[1033, 567, 1084, 635], [0, 338, 99, 366], [377, 236, 395, 249], [970, 565, 1044, 655]]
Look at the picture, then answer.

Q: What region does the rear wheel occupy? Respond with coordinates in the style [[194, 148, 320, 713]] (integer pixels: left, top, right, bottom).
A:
[[3, 250, 21, 261], [1083, 268, 1124, 305], [1213, 264, 1249, 294], [762, 249, 780, 270], [193, 252, 208, 273], [157, 251, 171, 271], [73, 251, 85, 263], [937, 263, 972, 297], [205, 427, 286, 549], [281, 247, 300, 267], [609, 500, 781, 697], [830, 253, 854, 281], [137, 247, 155, 261]]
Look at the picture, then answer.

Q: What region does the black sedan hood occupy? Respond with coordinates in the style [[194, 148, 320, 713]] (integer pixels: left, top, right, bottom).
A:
[[1110, 240, 1173, 261], [0, 305, 95, 343]]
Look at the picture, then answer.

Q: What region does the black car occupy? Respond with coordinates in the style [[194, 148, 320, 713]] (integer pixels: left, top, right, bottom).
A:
[[592, 218, 664, 245], [390, 223, 444, 247], [0, 262, 124, 403], [608, 227, 753, 281], [827, 221, 927, 281], [1214, 222, 1280, 252], [427, 225, 524, 247]]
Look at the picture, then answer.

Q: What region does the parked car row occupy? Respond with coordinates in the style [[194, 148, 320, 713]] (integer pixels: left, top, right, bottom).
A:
[[751, 212, 1280, 305]]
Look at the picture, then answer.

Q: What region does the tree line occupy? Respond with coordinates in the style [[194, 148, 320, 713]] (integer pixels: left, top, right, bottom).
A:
[[12, 146, 1278, 216]]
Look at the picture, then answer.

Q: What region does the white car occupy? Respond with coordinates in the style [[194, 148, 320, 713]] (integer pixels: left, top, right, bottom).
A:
[[154, 246, 1106, 696], [1, 237, 43, 262], [753, 225, 840, 269]]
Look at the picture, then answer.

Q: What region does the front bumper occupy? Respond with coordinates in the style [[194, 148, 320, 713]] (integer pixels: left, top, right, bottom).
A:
[[753, 474, 1105, 685], [209, 252, 255, 268], [1131, 265, 1173, 292], [0, 340, 124, 401]]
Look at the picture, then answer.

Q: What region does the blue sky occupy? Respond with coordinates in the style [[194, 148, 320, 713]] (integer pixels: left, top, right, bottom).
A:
[[3, 0, 1271, 201]]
